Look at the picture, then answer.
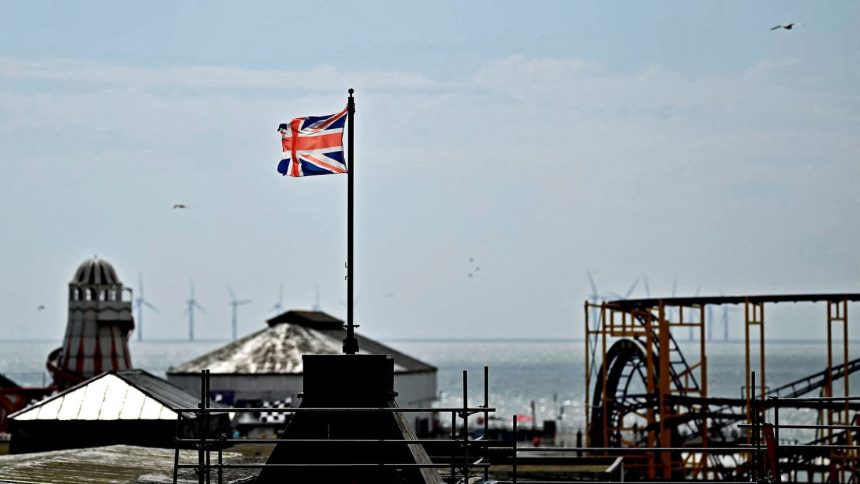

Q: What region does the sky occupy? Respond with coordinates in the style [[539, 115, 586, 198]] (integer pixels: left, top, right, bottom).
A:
[[0, 1, 858, 341]]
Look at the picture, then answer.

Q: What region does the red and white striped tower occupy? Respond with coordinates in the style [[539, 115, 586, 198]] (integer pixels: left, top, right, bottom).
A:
[[47, 257, 135, 389]]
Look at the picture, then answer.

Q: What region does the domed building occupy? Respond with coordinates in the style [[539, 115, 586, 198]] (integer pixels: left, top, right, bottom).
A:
[[46, 256, 136, 389], [167, 310, 438, 436]]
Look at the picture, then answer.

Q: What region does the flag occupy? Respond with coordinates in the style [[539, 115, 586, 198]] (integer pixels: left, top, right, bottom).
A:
[[277, 107, 348, 177]]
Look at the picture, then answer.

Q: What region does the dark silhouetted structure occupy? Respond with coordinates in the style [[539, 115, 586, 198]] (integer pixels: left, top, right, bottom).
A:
[[256, 354, 443, 483]]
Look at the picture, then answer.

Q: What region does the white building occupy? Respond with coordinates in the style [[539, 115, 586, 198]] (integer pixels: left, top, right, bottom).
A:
[[8, 369, 228, 454], [166, 310, 437, 431]]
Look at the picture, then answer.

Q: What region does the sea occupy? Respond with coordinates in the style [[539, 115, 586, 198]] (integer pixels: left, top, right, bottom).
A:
[[2, 339, 858, 443]]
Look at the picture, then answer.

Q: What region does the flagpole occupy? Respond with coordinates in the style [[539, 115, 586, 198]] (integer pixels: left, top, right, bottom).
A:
[[343, 88, 359, 355]]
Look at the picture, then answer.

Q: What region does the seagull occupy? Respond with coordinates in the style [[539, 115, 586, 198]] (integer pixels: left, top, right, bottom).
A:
[[770, 23, 795, 30], [37, 305, 45, 311], [172, 203, 188, 209]]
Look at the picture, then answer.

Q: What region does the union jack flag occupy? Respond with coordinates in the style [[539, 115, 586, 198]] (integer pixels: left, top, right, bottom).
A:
[[277, 107, 348, 177]]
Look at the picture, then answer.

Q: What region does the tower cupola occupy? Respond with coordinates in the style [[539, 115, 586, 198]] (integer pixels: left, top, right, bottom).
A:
[[47, 256, 136, 388]]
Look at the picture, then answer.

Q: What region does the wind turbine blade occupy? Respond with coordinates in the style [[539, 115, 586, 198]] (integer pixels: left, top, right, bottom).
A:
[[138, 273, 144, 296], [606, 291, 623, 300], [143, 300, 159, 312], [623, 278, 639, 299], [587, 271, 598, 295], [238, 299, 251, 305], [643, 276, 651, 298], [194, 302, 206, 313], [671, 279, 678, 297], [228, 286, 236, 301], [694, 284, 701, 297]]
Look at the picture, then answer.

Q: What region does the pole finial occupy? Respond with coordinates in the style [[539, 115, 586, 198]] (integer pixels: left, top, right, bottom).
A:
[[348, 88, 354, 96]]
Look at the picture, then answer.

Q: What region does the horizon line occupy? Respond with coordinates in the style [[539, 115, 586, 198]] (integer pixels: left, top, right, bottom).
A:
[[2, 337, 860, 344]]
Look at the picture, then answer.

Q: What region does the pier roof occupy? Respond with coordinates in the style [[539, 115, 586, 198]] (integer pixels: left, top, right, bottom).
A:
[[10, 369, 215, 421], [168, 310, 436, 375]]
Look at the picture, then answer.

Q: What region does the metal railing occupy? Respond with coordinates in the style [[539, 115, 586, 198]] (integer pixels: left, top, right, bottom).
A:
[[172, 368, 858, 484], [746, 394, 860, 483], [171, 367, 495, 484]]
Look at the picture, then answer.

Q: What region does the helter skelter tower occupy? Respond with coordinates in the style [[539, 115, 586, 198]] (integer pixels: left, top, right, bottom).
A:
[[46, 256, 135, 389]]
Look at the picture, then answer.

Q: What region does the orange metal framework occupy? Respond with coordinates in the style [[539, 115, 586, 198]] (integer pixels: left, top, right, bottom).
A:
[[584, 293, 860, 481], [585, 299, 708, 479], [825, 299, 856, 483]]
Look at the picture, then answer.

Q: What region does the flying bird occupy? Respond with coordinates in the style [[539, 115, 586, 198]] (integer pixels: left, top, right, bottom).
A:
[[770, 23, 795, 30], [466, 257, 479, 278], [37, 305, 45, 311], [172, 204, 188, 209]]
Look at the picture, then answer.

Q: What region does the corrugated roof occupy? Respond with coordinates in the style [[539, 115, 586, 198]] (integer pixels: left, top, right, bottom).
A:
[[169, 310, 436, 375], [115, 369, 206, 411], [10, 369, 215, 421]]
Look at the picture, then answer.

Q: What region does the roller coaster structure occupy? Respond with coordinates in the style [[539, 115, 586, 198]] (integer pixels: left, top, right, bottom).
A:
[[584, 293, 860, 481]]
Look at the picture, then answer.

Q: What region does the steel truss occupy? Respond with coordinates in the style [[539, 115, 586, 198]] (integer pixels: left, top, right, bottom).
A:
[[584, 293, 860, 481]]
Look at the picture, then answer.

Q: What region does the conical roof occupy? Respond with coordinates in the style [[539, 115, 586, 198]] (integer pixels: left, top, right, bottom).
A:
[[10, 369, 217, 421], [168, 310, 435, 375]]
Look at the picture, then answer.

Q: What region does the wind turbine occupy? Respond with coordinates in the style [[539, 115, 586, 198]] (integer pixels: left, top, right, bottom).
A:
[[313, 284, 321, 312], [339, 290, 361, 313], [272, 283, 284, 316], [134, 274, 159, 342], [585, 271, 609, 385], [606, 278, 640, 301], [184, 280, 205, 341], [707, 305, 715, 342], [720, 290, 739, 341], [228, 286, 251, 341], [587, 272, 639, 329], [585, 272, 639, 384], [689, 284, 701, 342], [586, 271, 610, 331], [666, 277, 678, 324]]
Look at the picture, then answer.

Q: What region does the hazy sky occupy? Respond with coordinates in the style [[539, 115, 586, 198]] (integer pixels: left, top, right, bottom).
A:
[[1, 1, 858, 341]]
